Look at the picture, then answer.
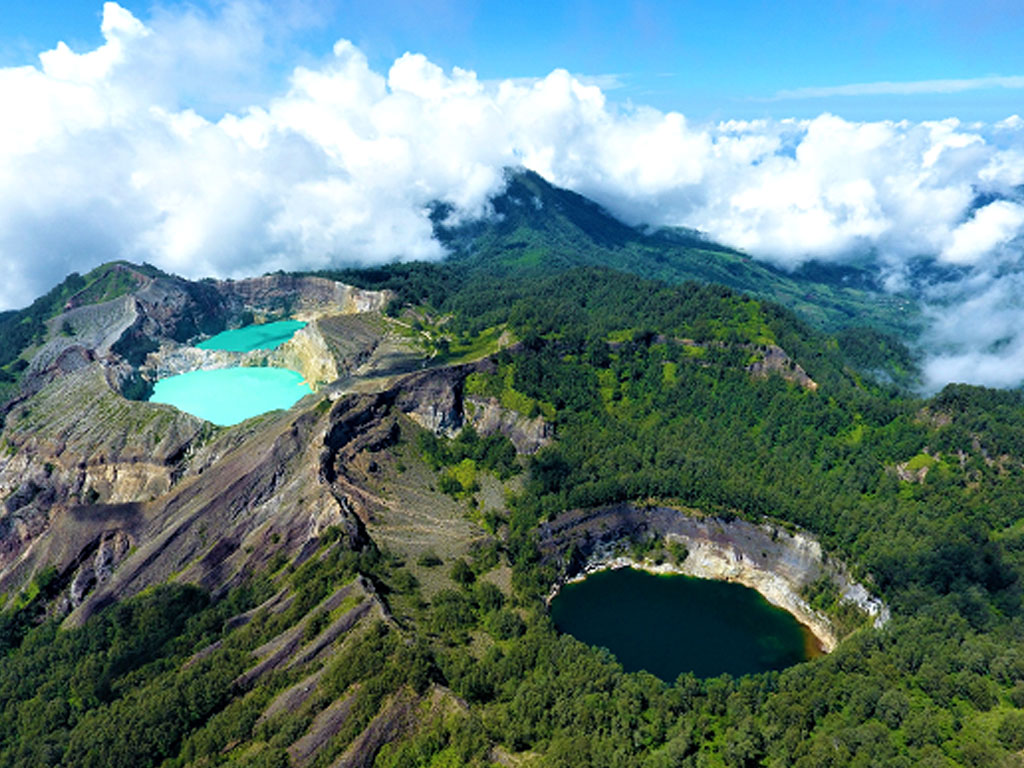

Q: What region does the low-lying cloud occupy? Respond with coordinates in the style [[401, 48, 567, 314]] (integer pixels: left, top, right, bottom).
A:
[[3, 3, 1024, 392]]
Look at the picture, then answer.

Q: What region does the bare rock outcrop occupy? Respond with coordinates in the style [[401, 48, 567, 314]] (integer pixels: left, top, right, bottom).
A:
[[0, 267, 396, 623], [746, 344, 818, 390], [328, 687, 421, 768], [130, 280, 391, 393], [68, 529, 133, 606], [0, 363, 204, 580], [393, 365, 473, 437], [269, 322, 339, 389], [42, 397, 365, 628], [464, 394, 552, 454], [1, 351, 486, 623], [218, 275, 389, 319], [31, 295, 139, 375]]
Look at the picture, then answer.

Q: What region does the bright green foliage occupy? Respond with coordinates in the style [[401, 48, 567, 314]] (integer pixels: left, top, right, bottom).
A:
[[466, 366, 555, 419], [418, 425, 520, 493], [377, 264, 1024, 765], [0, 582, 262, 767], [0, 537, 417, 768]]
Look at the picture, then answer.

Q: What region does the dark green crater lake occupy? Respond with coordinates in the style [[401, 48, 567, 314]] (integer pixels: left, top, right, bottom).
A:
[[550, 567, 818, 680]]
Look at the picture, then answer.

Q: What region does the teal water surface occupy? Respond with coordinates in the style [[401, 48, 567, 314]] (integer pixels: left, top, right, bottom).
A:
[[550, 567, 815, 680], [149, 367, 312, 426], [197, 320, 306, 352]]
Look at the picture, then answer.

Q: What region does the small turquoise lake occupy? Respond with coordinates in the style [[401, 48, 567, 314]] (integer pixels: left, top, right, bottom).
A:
[[149, 368, 312, 426], [197, 320, 306, 352], [550, 567, 818, 680]]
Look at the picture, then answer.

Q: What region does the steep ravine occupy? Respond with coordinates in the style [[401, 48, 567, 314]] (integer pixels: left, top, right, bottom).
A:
[[540, 504, 889, 653]]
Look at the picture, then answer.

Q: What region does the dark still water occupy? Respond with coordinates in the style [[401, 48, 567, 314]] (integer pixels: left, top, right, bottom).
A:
[[549, 567, 817, 680]]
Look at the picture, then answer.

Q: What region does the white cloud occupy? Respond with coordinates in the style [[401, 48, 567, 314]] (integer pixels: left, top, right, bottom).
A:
[[921, 271, 1024, 391], [941, 201, 1024, 265], [995, 114, 1024, 132], [773, 75, 1024, 100], [4, 4, 1024, 390]]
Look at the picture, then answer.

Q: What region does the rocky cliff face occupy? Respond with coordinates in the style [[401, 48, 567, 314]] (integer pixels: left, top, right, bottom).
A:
[[138, 323, 340, 392], [0, 362, 204, 580], [0, 340, 510, 629], [379, 359, 553, 454], [395, 365, 471, 436], [109, 273, 388, 350], [126, 278, 392, 393], [0, 269, 400, 615], [745, 344, 818, 390], [218, 275, 388, 319], [464, 394, 552, 454], [540, 504, 889, 652], [0, 258, 532, 637], [268, 322, 339, 388], [43, 396, 361, 628], [0, 260, 535, 622], [32, 296, 139, 374]]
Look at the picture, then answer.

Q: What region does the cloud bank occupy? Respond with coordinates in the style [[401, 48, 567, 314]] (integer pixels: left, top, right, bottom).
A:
[[3, 3, 1024, 391]]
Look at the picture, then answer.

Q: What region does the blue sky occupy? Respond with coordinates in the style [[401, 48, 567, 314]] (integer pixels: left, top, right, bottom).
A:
[[3, 0, 1023, 122]]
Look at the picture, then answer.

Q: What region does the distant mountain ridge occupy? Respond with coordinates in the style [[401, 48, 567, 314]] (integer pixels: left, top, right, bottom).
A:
[[433, 169, 920, 335]]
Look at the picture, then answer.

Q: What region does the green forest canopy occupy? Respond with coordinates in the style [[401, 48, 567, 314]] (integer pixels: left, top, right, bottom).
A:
[[0, 264, 1022, 766]]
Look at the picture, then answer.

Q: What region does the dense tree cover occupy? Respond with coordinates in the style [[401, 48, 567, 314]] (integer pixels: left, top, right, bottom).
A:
[[3, 265, 1024, 766], [497, 332, 1022, 609], [0, 540, 394, 767], [318, 260, 917, 392], [415, 425, 518, 502], [836, 326, 921, 387], [0, 566, 62, 656], [9, 557, 1021, 767], [426, 602, 1024, 768], [316, 170, 915, 337], [419, 267, 1024, 765], [0, 583, 251, 767]]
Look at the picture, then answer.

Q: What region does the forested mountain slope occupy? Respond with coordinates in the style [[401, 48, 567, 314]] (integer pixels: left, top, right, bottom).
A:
[[434, 170, 918, 336], [0, 262, 1020, 767]]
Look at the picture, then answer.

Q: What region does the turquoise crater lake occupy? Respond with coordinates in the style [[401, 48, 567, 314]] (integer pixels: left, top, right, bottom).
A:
[[550, 567, 817, 680], [197, 320, 307, 352], [149, 367, 312, 426]]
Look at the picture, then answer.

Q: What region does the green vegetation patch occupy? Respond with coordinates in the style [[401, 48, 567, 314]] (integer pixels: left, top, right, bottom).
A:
[[905, 452, 939, 472], [434, 324, 507, 366], [418, 426, 520, 497], [7, 243, 1023, 767]]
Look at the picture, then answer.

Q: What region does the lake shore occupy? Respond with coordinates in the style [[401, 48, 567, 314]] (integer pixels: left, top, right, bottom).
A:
[[553, 553, 836, 654], [540, 506, 892, 655]]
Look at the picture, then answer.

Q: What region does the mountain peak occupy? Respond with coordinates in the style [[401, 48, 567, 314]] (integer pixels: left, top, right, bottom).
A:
[[429, 169, 912, 335]]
